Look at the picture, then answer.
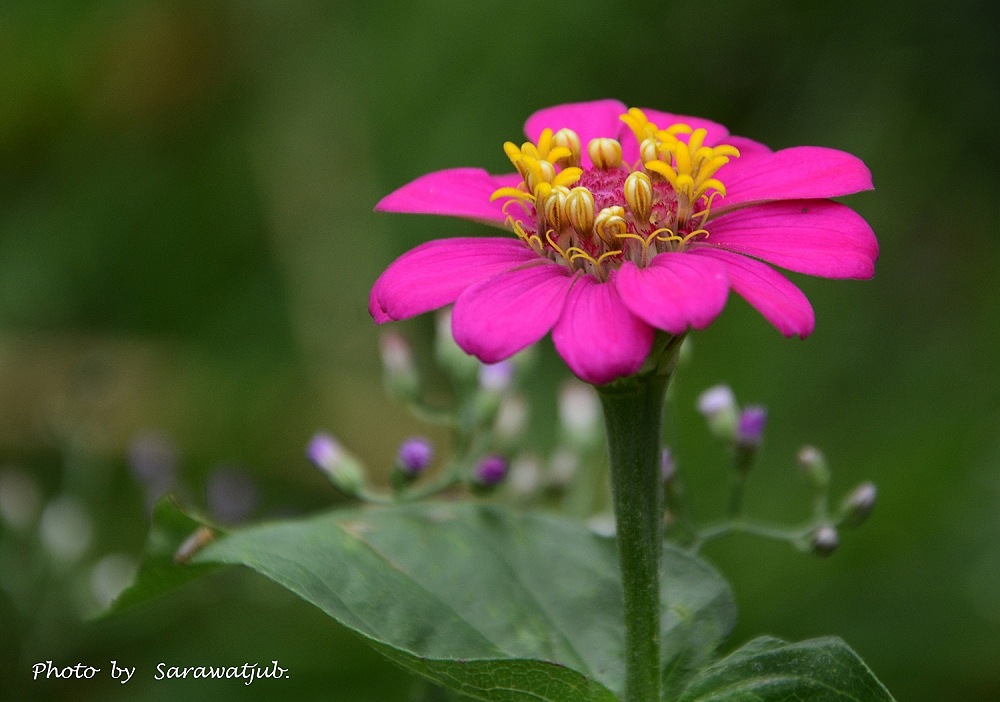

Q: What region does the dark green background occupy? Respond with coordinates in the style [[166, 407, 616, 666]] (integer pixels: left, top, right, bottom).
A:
[[1, 1, 997, 700]]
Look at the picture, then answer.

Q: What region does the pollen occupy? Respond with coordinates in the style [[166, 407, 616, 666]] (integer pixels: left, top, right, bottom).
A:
[[490, 107, 740, 280]]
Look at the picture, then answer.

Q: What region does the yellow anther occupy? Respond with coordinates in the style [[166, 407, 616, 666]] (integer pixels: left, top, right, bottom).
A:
[[695, 155, 731, 181], [620, 108, 659, 142], [687, 128, 708, 156], [552, 166, 583, 189], [644, 160, 680, 190], [594, 206, 627, 245], [536, 128, 553, 157], [543, 185, 571, 232], [504, 141, 526, 171], [694, 178, 726, 200], [673, 143, 692, 177], [712, 144, 741, 158], [566, 187, 595, 238], [640, 137, 659, 164], [523, 158, 556, 194], [587, 138, 623, 169], [504, 129, 573, 173], [624, 171, 653, 222], [490, 186, 533, 203], [551, 128, 582, 167], [660, 123, 693, 137]]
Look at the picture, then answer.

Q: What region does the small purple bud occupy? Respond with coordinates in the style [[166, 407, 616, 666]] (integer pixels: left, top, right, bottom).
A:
[[378, 331, 414, 376], [478, 361, 515, 392], [306, 432, 365, 494], [811, 524, 840, 556], [660, 448, 676, 483], [397, 437, 433, 475], [736, 406, 768, 448], [474, 455, 508, 486], [306, 432, 342, 471], [128, 430, 178, 495], [697, 384, 736, 418], [697, 385, 738, 439]]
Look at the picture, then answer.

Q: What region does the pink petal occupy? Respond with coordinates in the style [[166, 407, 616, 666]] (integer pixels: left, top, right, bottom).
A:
[[704, 200, 878, 279], [713, 146, 873, 214], [370, 237, 539, 322], [689, 248, 815, 338], [375, 168, 522, 227], [524, 100, 628, 168], [451, 263, 574, 363], [614, 253, 730, 334], [723, 135, 773, 159], [551, 274, 654, 385]]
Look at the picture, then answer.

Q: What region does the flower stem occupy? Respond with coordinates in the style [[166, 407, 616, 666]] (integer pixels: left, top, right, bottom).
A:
[[598, 354, 675, 702]]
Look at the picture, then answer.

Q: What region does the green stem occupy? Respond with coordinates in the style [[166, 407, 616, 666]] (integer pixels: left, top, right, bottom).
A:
[[598, 363, 673, 702]]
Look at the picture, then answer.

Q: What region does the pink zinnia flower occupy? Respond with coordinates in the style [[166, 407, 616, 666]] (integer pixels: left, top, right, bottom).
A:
[[370, 100, 876, 385]]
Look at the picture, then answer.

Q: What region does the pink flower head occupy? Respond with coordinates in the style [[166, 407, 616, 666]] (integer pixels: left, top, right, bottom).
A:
[[370, 100, 877, 385]]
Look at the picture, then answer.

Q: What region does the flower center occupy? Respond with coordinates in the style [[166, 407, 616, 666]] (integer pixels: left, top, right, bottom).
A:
[[490, 108, 740, 281]]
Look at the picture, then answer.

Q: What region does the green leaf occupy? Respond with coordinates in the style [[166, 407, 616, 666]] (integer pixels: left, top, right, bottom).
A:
[[189, 502, 736, 702], [101, 496, 220, 617], [677, 635, 896, 702]]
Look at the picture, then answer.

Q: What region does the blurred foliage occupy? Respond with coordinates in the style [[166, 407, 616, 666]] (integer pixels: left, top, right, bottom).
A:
[[0, 0, 997, 700]]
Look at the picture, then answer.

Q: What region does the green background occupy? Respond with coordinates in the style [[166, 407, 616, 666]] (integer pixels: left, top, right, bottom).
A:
[[1, 0, 997, 700]]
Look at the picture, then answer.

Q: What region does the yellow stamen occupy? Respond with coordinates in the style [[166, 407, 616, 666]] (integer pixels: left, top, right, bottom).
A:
[[552, 166, 583, 188], [490, 186, 533, 203], [588, 138, 623, 169], [624, 171, 653, 222], [620, 107, 659, 142], [551, 128, 582, 167], [567, 186, 595, 237], [594, 206, 627, 245]]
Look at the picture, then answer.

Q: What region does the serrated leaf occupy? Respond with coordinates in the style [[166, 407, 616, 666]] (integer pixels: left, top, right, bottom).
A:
[[677, 635, 896, 702], [189, 502, 736, 702]]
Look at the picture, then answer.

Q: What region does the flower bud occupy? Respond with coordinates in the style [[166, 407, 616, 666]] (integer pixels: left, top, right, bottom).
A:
[[624, 171, 653, 223], [797, 444, 830, 490], [558, 380, 602, 450], [551, 128, 581, 167], [392, 436, 434, 492], [839, 481, 877, 527], [494, 394, 528, 447], [696, 384, 738, 440], [811, 524, 840, 556], [566, 187, 596, 237], [379, 331, 419, 399], [307, 432, 365, 495], [545, 449, 578, 495], [434, 308, 480, 381], [0, 467, 42, 530], [396, 436, 433, 475], [594, 206, 627, 245], [735, 406, 768, 449], [473, 455, 508, 490], [478, 361, 514, 393], [507, 454, 542, 498], [40, 496, 92, 563], [587, 138, 623, 169]]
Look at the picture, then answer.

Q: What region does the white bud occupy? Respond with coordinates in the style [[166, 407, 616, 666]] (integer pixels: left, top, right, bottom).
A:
[[40, 496, 93, 563]]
